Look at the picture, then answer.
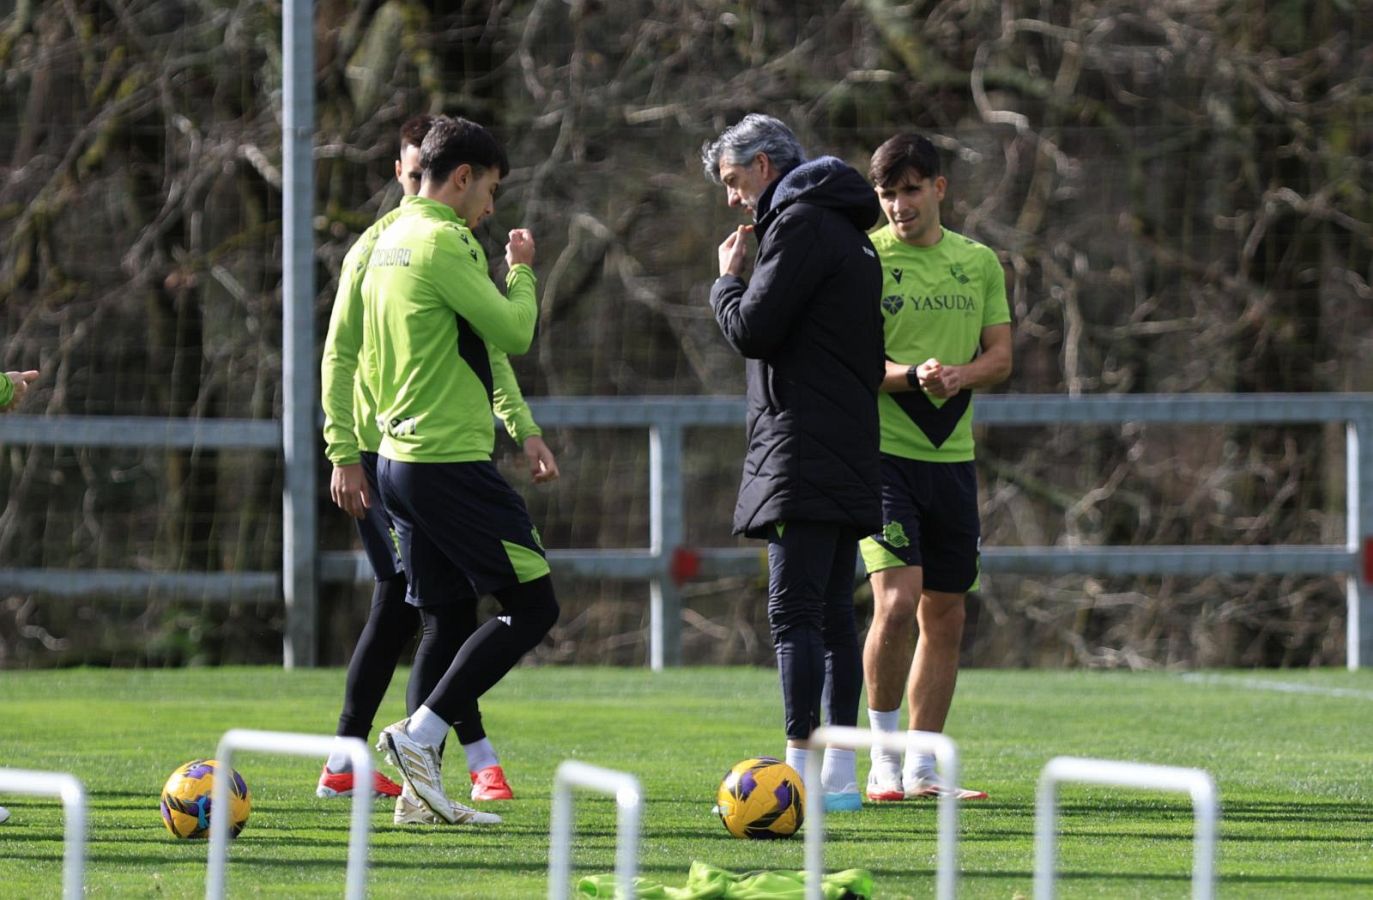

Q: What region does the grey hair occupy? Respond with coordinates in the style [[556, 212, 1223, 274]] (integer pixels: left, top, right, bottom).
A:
[[700, 113, 806, 183]]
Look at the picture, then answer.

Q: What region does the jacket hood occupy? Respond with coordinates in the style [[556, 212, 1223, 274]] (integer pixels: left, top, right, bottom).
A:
[[760, 156, 880, 231]]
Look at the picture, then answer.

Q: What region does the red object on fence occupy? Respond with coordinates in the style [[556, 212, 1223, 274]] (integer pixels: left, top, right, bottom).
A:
[[670, 547, 701, 586]]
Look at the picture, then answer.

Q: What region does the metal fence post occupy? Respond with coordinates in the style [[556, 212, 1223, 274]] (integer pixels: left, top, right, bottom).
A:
[[281, 0, 317, 668], [648, 423, 683, 669], [1348, 415, 1373, 670]]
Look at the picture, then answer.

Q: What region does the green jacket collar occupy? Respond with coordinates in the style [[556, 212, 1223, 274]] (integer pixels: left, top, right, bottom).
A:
[[400, 194, 467, 227]]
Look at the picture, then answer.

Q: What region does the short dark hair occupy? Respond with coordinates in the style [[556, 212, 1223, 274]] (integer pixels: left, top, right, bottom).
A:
[[869, 133, 941, 188], [419, 116, 510, 183], [399, 115, 435, 155]]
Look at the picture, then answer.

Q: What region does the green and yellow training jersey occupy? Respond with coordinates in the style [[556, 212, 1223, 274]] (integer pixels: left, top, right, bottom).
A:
[[872, 224, 1010, 462], [359, 195, 539, 463]]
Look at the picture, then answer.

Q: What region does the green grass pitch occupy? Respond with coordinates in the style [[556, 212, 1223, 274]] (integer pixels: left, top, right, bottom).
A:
[[2, 666, 1372, 897]]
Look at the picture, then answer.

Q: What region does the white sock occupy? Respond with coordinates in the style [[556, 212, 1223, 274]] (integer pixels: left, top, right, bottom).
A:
[[868, 708, 902, 768], [821, 748, 857, 794], [784, 746, 811, 794], [462, 737, 499, 773], [903, 730, 937, 784], [325, 737, 354, 774], [407, 705, 449, 747]]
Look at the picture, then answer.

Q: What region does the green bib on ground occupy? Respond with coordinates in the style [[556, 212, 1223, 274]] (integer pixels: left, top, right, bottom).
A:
[[576, 860, 874, 899]]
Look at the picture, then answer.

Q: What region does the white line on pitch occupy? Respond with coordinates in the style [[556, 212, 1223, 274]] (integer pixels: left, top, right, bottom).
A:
[[1181, 673, 1373, 700]]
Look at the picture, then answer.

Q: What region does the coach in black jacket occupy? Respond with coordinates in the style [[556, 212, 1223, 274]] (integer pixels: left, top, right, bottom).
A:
[[703, 114, 883, 811]]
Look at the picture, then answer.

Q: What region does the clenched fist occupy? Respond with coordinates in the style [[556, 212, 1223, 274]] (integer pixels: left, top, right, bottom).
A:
[[506, 229, 535, 268]]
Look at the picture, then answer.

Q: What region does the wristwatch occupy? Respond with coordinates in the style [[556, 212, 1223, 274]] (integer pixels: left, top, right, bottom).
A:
[[905, 365, 919, 389]]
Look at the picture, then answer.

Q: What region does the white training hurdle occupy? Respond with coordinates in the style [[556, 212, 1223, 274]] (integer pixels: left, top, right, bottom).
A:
[[804, 726, 961, 900], [547, 760, 643, 900], [0, 768, 87, 900], [1034, 756, 1219, 900], [206, 730, 373, 900]]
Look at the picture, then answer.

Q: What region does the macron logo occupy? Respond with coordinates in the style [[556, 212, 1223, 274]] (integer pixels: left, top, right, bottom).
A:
[[862, 247, 876, 258]]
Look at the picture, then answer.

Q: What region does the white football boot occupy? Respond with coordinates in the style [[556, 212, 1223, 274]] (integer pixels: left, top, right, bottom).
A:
[[904, 773, 989, 801], [377, 718, 455, 823], [394, 782, 501, 826]]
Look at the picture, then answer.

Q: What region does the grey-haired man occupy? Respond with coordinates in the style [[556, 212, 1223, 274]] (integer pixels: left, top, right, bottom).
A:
[[702, 114, 884, 811]]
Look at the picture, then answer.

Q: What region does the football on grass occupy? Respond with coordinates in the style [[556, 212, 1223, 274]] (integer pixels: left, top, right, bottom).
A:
[[160, 758, 251, 839], [716, 756, 805, 839]]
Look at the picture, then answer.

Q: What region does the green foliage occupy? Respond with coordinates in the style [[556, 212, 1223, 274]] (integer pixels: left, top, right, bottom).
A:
[[1, 666, 1372, 897]]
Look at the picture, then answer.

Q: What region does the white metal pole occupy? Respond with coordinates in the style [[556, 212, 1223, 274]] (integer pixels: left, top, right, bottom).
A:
[[0, 769, 86, 900], [1347, 416, 1373, 669], [281, 0, 317, 668], [547, 760, 642, 899], [804, 726, 959, 900], [207, 730, 372, 900], [1034, 756, 1218, 900], [647, 424, 683, 669]]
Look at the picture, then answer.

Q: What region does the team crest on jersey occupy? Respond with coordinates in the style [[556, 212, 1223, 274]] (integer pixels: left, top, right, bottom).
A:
[[387, 416, 419, 437], [881, 295, 904, 316], [891, 267, 904, 284], [355, 242, 373, 272], [949, 263, 970, 285]]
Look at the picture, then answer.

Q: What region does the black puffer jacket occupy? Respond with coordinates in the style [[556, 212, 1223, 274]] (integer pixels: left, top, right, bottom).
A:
[[711, 156, 884, 538]]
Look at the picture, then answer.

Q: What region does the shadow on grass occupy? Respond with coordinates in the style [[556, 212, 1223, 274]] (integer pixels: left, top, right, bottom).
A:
[[1220, 799, 1373, 825], [955, 869, 1373, 890], [4, 848, 555, 877]]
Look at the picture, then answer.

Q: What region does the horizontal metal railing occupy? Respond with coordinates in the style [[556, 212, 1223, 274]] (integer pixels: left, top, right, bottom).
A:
[[2, 393, 1370, 667]]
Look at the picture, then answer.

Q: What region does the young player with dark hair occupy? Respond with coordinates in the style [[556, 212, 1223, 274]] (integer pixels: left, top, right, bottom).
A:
[[361, 115, 559, 825], [319, 115, 557, 823], [860, 132, 1013, 802]]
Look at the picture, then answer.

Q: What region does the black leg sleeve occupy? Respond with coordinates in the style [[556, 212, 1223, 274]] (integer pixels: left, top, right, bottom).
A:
[[408, 601, 486, 745], [337, 575, 417, 739], [422, 576, 558, 725]]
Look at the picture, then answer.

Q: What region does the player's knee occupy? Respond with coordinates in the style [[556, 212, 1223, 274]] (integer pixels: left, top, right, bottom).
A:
[[918, 597, 965, 641], [873, 590, 917, 631], [531, 592, 560, 636], [508, 576, 559, 643]]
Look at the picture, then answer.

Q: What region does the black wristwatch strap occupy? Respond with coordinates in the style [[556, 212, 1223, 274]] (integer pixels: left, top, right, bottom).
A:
[[905, 365, 919, 389]]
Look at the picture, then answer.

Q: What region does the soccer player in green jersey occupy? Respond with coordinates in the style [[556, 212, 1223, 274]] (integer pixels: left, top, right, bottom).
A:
[[319, 116, 557, 819], [361, 116, 559, 826], [858, 133, 1013, 802]]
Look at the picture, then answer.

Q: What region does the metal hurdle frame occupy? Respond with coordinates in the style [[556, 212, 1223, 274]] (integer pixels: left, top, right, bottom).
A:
[[804, 726, 961, 900], [0, 768, 87, 900], [547, 760, 643, 900], [1034, 756, 1219, 900], [206, 730, 372, 900]]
